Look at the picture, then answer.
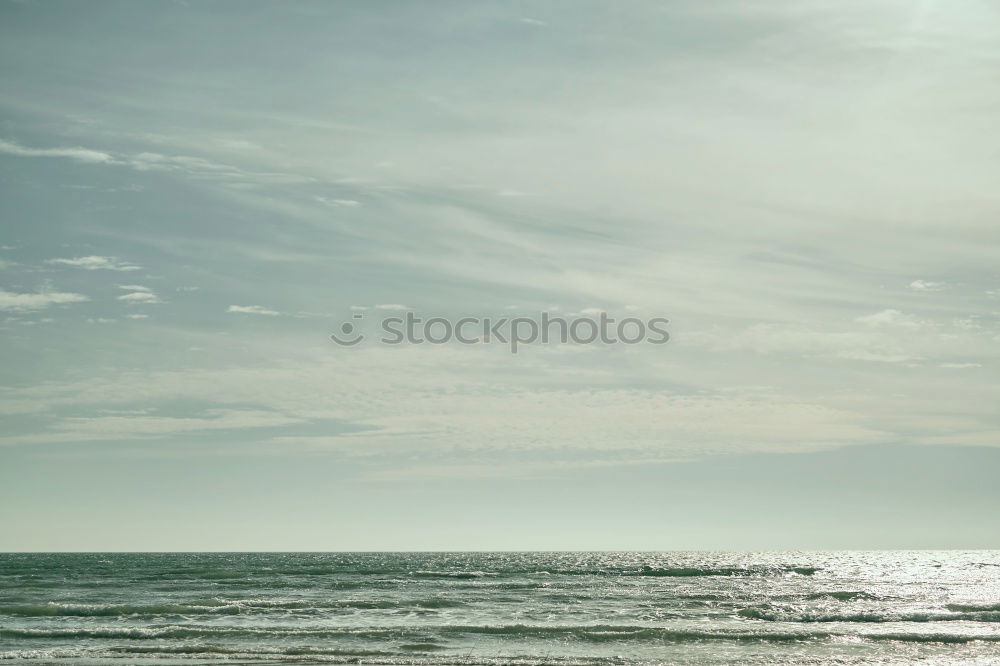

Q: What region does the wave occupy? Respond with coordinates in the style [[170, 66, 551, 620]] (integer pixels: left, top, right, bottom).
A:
[[129, 565, 821, 580], [947, 602, 1000, 612], [139, 566, 396, 579], [802, 591, 886, 602], [544, 566, 819, 578], [398, 643, 449, 651], [5, 622, 1000, 647], [0, 623, 826, 643], [0, 597, 465, 617], [0, 648, 617, 666], [108, 645, 396, 657], [0, 626, 412, 640], [739, 607, 1000, 623], [337, 598, 466, 609], [412, 571, 496, 580], [138, 568, 245, 580], [0, 602, 243, 617], [140, 567, 498, 580], [866, 632, 1000, 644]]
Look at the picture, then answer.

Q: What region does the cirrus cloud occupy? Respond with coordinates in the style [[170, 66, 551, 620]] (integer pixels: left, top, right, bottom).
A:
[[0, 138, 113, 164], [47, 255, 142, 271], [116, 285, 161, 304], [227, 304, 280, 316], [0, 288, 88, 311]]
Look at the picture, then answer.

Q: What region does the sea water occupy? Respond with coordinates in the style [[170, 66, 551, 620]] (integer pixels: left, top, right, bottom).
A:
[[1, 552, 998, 665]]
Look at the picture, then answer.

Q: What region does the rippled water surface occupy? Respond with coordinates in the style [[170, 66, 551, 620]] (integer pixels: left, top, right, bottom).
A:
[[1, 552, 999, 665]]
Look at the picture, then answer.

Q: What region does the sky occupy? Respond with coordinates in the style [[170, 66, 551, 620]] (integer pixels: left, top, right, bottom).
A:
[[1, 0, 998, 551]]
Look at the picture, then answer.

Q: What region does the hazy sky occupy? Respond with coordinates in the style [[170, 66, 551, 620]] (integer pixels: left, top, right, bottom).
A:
[[1, 0, 998, 550]]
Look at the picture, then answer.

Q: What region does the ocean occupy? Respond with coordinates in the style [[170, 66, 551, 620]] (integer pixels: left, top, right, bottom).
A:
[[1, 552, 998, 665]]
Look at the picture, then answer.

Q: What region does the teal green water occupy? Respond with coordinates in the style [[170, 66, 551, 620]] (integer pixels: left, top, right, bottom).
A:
[[1, 552, 998, 665]]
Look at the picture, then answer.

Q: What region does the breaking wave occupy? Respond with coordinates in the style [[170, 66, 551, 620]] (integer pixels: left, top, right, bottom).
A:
[[738, 607, 1000, 623], [6, 622, 1000, 645], [0, 597, 466, 617]]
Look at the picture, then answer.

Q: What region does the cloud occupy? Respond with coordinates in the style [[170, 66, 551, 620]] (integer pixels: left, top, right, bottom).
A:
[[1, 139, 307, 189], [127, 151, 243, 177], [836, 349, 917, 364], [952, 317, 982, 330], [855, 309, 927, 329], [47, 256, 141, 271], [2, 409, 305, 444], [0, 345, 891, 456], [125, 313, 149, 320], [2, 4, 999, 479], [909, 280, 945, 291], [316, 197, 361, 207], [227, 305, 280, 316], [0, 139, 113, 164], [687, 322, 922, 364], [375, 303, 409, 310], [0, 289, 89, 311], [116, 285, 160, 304]]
